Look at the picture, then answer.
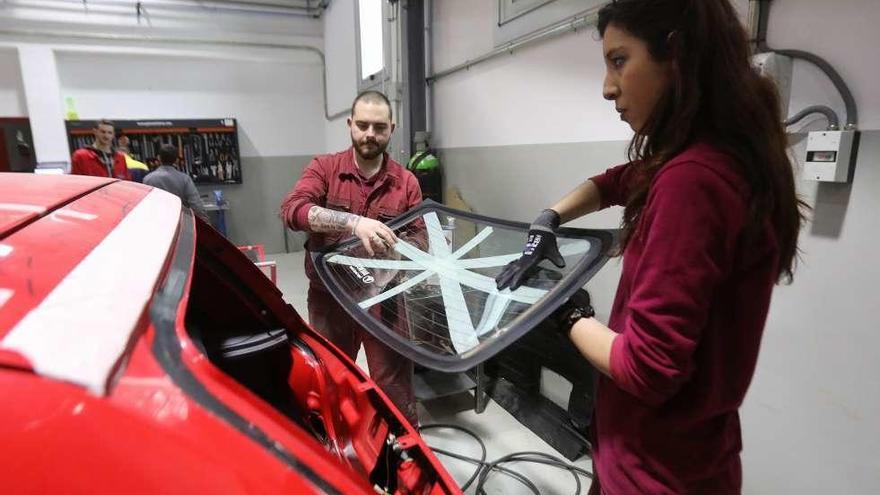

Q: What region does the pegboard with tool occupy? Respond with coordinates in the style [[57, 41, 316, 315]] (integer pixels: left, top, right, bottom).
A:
[[65, 118, 242, 184]]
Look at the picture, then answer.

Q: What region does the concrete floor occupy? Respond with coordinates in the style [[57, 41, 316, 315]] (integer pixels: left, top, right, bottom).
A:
[[270, 250, 593, 495]]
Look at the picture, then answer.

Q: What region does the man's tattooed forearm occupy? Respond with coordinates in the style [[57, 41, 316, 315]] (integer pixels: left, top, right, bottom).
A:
[[308, 205, 359, 233]]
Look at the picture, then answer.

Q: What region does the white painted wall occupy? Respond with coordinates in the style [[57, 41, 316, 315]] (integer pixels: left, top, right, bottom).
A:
[[323, 0, 358, 153], [56, 50, 325, 158], [0, 0, 327, 160], [431, 0, 878, 150], [740, 132, 880, 494], [430, 0, 630, 148], [0, 49, 26, 116]]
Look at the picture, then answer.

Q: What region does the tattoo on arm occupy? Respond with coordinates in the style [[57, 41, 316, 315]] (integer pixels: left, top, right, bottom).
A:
[[308, 205, 359, 233]]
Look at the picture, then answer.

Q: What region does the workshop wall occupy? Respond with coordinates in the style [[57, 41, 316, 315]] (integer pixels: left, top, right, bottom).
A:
[[741, 132, 880, 493], [323, 0, 358, 153], [56, 52, 325, 158], [0, 49, 26, 117], [432, 0, 880, 493], [54, 52, 325, 253], [0, 3, 328, 253], [429, 0, 628, 148], [431, 0, 878, 150]]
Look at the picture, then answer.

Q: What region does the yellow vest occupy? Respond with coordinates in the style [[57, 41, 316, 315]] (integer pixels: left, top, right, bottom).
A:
[[124, 154, 149, 171]]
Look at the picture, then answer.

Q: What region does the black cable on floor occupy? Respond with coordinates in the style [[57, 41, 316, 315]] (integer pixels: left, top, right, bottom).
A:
[[418, 423, 487, 491], [429, 446, 540, 495], [419, 423, 593, 495], [475, 451, 592, 495]]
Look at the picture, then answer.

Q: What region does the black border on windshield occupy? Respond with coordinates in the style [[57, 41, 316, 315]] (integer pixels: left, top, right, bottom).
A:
[[312, 200, 617, 373]]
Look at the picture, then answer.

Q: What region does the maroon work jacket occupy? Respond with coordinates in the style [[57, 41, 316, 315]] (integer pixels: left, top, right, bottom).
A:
[[280, 147, 423, 290]]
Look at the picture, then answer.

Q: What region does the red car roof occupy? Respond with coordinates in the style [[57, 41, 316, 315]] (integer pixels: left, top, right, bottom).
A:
[[0, 174, 182, 393], [0, 173, 114, 237]]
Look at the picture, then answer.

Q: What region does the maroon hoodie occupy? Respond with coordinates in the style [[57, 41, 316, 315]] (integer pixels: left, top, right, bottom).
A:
[[589, 142, 779, 494]]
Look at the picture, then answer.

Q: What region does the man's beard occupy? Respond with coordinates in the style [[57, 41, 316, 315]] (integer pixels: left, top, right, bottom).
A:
[[352, 136, 387, 161]]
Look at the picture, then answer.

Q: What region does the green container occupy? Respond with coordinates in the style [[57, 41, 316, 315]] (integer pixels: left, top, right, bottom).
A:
[[408, 151, 442, 202], [408, 152, 438, 171]]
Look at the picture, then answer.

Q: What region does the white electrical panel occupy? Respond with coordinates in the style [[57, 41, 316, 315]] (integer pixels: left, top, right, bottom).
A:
[[803, 130, 858, 182]]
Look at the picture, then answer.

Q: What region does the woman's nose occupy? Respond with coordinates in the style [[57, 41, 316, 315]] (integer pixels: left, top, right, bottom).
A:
[[603, 74, 619, 101]]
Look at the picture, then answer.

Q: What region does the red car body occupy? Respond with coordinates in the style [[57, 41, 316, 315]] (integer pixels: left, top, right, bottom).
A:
[[0, 174, 459, 494]]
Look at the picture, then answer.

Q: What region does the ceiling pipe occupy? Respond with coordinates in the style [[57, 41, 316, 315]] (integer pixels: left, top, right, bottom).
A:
[[4, 0, 329, 18]]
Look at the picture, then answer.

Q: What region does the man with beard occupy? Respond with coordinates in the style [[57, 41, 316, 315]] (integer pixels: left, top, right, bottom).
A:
[[281, 90, 422, 426], [70, 119, 130, 180]]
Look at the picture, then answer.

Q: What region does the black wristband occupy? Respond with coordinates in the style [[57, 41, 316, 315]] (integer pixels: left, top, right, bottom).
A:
[[533, 209, 561, 231], [557, 304, 596, 336]]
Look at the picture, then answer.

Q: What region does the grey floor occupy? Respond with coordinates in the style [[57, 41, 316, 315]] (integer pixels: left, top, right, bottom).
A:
[[270, 251, 593, 495]]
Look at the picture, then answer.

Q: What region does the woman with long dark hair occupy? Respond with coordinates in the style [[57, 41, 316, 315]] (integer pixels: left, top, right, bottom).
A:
[[496, 0, 807, 492]]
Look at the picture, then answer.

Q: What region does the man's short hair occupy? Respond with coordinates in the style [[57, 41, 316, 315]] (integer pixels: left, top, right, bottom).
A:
[[95, 119, 114, 129], [350, 90, 392, 121], [158, 144, 178, 166]]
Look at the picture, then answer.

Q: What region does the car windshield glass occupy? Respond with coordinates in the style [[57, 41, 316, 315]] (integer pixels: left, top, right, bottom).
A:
[[312, 202, 615, 372]]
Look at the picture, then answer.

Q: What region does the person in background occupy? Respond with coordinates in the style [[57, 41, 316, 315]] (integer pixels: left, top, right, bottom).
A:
[[145, 157, 160, 172], [116, 135, 150, 183], [144, 144, 208, 221], [70, 119, 130, 180], [496, 0, 807, 493], [280, 90, 422, 426]]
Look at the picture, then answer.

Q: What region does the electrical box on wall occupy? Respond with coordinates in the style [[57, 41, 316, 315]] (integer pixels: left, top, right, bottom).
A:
[[752, 52, 793, 116], [803, 130, 858, 182]]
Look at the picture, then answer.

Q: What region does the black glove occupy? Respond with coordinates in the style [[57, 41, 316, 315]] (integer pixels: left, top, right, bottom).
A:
[[550, 289, 595, 336], [496, 209, 565, 291]]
